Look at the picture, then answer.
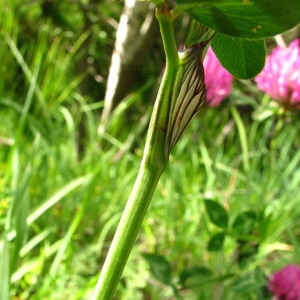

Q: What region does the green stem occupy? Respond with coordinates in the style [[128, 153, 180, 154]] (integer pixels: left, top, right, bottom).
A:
[[92, 159, 166, 300], [231, 107, 249, 173], [144, 5, 179, 164], [155, 5, 178, 66], [92, 5, 179, 300]]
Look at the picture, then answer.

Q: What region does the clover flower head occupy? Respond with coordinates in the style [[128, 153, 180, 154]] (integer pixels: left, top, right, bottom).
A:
[[255, 38, 300, 110], [203, 46, 233, 107], [268, 264, 300, 300]]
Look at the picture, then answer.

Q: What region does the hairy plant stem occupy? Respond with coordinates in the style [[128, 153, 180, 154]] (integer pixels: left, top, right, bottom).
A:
[[92, 5, 179, 300]]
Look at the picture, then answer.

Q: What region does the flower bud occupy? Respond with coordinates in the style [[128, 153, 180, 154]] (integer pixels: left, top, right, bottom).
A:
[[168, 43, 206, 152]]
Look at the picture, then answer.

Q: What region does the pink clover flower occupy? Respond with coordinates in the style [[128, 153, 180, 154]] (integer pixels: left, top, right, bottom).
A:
[[203, 47, 233, 107], [268, 264, 300, 300], [255, 38, 300, 110]]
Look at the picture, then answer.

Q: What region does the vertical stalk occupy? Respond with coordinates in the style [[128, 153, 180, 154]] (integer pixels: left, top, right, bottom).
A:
[[144, 4, 179, 163], [92, 4, 179, 300], [92, 159, 166, 300], [230, 107, 249, 173]]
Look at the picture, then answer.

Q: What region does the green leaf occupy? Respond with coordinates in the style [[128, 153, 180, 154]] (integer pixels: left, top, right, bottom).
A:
[[175, 0, 300, 38], [204, 199, 228, 228], [211, 33, 266, 79], [179, 266, 213, 288], [232, 211, 257, 236], [11, 167, 31, 275], [207, 232, 226, 251], [185, 19, 215, 47], [143, 253, 172, 285]]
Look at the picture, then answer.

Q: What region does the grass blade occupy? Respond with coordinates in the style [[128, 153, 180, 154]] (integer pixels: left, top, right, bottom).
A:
[[0, 239, 9, 300]]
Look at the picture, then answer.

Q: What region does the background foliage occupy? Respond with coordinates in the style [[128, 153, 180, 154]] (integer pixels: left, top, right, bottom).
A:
[[1, 0, 300, 299]]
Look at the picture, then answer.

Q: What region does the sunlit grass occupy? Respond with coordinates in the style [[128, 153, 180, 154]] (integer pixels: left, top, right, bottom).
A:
[[2, 76, 300, 299], [1, 5, 300, 299]]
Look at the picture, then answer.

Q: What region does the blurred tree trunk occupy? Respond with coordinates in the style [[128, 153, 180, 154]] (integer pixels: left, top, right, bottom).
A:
[[98, 0, 159, 134]]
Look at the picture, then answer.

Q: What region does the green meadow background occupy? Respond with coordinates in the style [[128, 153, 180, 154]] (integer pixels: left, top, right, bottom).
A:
[[1, 1, 300, 299]]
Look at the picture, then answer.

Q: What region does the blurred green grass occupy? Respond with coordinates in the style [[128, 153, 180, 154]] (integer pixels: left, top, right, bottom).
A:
[[1, 2, 300, 299]]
